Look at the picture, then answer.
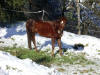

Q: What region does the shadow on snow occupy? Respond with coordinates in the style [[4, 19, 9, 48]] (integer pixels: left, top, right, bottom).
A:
[[39, 40, 84, 52], [4, 22, 26, 38]]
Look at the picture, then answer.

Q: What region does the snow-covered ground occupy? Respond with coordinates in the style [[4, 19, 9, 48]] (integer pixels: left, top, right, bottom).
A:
[[0, 22, 100, 75], [0, 51, 60, 75]]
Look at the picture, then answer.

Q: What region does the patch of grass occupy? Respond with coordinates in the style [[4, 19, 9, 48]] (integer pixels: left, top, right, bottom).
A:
[[16, 50, 54, 67], [85, 44, 89, 47], [0, 41, 4, 43], [6, 65, 22, 72], [55, 52, 95, 65], [98, 50, 100, 52], [57, 68, 65, 72], [79, 68, 95, 74], [0, 47, 54, 67], [6, 65, 11, 70], [10, 38, 15, 41], [0, 47, 95, 67], [73, 72, 78, 74], [80, 69, 89, 74], [97, 50, 100, 55]]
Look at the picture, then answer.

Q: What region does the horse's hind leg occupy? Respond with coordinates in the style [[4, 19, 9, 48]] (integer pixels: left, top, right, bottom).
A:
[[31, 33, 38, 52], [27, 31, 32, 50]]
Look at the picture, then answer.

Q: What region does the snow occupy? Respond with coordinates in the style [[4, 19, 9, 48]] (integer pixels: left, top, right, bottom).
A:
[[0, 27, 7, 38], [62, 32, 100, 58], [0, 51, 60, 75], [0, 22, 100, 75], [0, 22, 100, 58]]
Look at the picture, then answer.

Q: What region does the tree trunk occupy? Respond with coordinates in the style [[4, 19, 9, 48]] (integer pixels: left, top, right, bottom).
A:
[[76, 0, 81, 34]]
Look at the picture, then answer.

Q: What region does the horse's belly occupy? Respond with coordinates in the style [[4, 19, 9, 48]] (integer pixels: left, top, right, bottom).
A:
[[38, 30, 55, 38]]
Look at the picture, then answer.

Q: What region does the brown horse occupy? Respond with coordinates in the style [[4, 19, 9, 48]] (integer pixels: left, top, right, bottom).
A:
[[26, 16, 67, 56]]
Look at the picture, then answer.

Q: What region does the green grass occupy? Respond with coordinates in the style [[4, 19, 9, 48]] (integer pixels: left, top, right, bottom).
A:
[[0, 47, 54, 67], [55, 52, 95, 65], [0, 47, 95, 67]]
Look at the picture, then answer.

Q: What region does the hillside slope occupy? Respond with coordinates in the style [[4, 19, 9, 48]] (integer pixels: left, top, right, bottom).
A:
[[0, 22, 100, 75]]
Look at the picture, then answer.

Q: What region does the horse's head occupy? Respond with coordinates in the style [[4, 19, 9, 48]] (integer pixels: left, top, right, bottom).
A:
[[57, 17, 67, 35], [60, 17, 67, 27]]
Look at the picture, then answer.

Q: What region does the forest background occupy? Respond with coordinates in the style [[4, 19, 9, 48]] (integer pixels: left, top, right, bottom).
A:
[[0, 0, 100, 37]]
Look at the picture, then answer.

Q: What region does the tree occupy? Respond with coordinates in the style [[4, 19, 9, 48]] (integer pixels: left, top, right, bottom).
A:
[[0, 0, 65, 25], [76, 0, 81, 34], [47, 0, 63, 20]]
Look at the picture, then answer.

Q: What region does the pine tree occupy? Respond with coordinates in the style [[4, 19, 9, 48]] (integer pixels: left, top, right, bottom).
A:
[[47, 0, 63, 20]]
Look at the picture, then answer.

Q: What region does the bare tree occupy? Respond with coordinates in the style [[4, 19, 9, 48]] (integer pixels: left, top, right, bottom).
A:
[[76, 0, 81, 34]]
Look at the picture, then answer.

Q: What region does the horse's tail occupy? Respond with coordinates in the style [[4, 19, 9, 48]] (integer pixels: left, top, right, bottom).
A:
[[26, 19, 33, 30]]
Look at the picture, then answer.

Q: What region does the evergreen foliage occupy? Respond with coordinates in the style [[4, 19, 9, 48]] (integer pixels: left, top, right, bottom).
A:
[[0, 0, 28, 24], [0, 0, 64, 23], [47, 0, 62, 20]]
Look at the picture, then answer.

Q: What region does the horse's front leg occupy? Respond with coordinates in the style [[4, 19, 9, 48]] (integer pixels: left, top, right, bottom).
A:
[[31, 33, 38, 52], [57, 38, 63, 56], [51, 38, 55, 56]]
